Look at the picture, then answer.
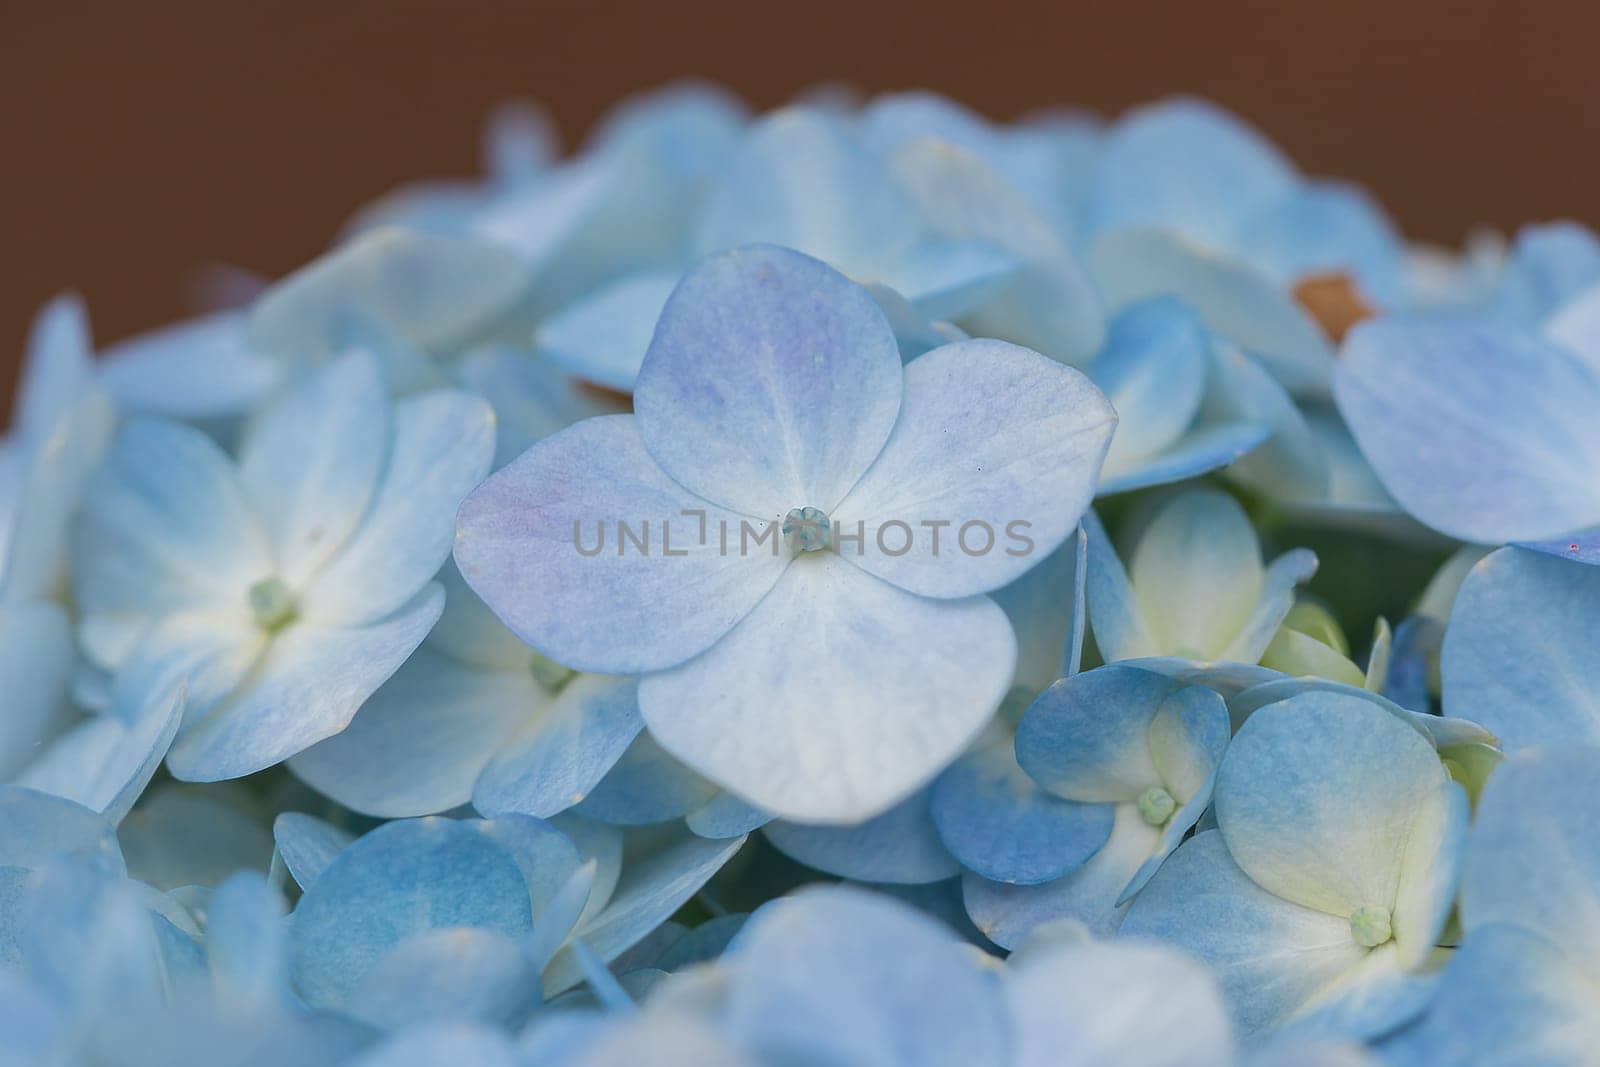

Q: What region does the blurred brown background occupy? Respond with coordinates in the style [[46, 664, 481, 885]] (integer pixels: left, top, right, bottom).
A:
[[4, 0, 1597, 401]]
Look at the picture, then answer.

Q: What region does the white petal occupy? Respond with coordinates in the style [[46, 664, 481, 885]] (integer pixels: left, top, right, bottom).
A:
[[837, 338, 1115, 598], [640, 553, 1014, 822]]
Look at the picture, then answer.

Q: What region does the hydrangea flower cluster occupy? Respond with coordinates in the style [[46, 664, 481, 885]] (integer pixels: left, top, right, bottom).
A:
[[5, 83, 1595, 1065]]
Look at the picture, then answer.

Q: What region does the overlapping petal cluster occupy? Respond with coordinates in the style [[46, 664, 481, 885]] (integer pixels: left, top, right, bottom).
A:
[[3, 83, 1593, 1066]]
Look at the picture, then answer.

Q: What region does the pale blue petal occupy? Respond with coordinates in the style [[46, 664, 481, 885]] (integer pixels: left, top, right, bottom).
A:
[[16, 674, 184, 824], [1091, 297, 1208, 472], [346, 927, 541, 1029], [1490, 221, 1600, 327], [545, 826, 746, 992], [1202, 341, 1329, 499], [655, 913, 748, 970], [1460, 745, 1600, 949], [288, 817, 535, 1011], [474, 674, 645, 821], [1215, 690, 1458, 923], [248, 228, 529, 358], [1543, 276, 1600, 372], [989, 531, 1085, 691], [1517, 525, 1600, 567], [291, 648, 537, 818], [1441, 547, 1600, 749], [0, 785, 124, 876], [1082, 510, 1160, 661], [204, 871, 291, 1009], [963, 805, 1162, 945], [1085, 97, 1297, 249], [455, 347, 620, 468], [1385, 924, 1600, 1066], [428, 557, 544, 671], [697, 109, 923, 283], [536, 272, 678, 393], [1232, 181, 1404, 305], [633, 245, 902, 517], [0, 603, 74, 780], [685, 792, 773, 839], [1121, 831, 1366, 1036], [1121, 656, 1281, 699], [1382, 615, 1441, 713], [238, 349, 389, 587], [454, 415, 787, 675], [930, 732, 1113, 885], [100, 312, 280, 418], [304, 390, 494, 626], [351, 1023, 522, 1067], [1097, 421, 1273, 496], [1015, 665, 1180, 803], [1091, 229, 1334, 396], [73, 419, 273, 666], [1219, 549, 1319, 664], [1006, 939, 1234, 1067], [272, 812, 354, 892], [764, 786, 957, 884], [167, 584, 443, 781], [887, 139, 1104, 364], [885, 240, 1022, 322], [15, 293, 97, 446], [723, 885, 1009, 1067], [639, 553, 1014, 823], [837, 338, 1115, 599], [575, 729, 717, 826], [1336, 318, 1600, 542]]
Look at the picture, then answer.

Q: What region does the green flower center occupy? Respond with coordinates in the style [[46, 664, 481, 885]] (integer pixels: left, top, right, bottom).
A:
[[1136, 786, 1177, 826], [782, 506, 831, 553], [1349, 904, 1393, 948], [248, 577, 298, 632]]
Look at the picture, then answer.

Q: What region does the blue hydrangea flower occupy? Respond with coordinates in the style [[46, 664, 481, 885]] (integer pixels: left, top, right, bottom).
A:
[[455, 245, 1116, 822], [72, 349, 495, 780], [1122, 689, 1468, 1039], [963, 664, 1230, 945], [1085, 489, 1317, 664], [283, 814, 741, 1028]]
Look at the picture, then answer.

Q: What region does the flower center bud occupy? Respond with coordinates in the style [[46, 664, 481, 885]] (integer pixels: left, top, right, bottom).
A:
[[1136, 786, 1176, 826], [1348, 904, 1393, 948], [783, 506, 831, 554], [248, 577, 298, 632]]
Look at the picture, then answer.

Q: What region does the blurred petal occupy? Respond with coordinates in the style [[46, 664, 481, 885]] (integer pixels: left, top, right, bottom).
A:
[[1006, 940, 1234, 1067], [248, 228, 529, 358], [1092, 229, 1333, 395], [574, 728, 717, 826], [1130, 489, 1264, 660], [723, 885, 1009, 1067], [536, 272, 678, 393], [764, 786, 958, 884], [1091, 297, 1208, 472]]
